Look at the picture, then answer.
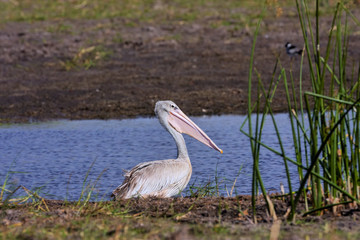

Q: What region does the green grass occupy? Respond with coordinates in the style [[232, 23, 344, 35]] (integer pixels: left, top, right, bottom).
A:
[[0, 0, 312, 24], [45, 22, 72, 33]]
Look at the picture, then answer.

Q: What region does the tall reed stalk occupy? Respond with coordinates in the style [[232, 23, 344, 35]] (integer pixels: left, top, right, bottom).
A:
[[243, 0, 360, 221]]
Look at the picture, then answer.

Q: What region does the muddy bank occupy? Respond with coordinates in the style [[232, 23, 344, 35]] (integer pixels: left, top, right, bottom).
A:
[[1, 13, 360, 123], [1, 196, 360, 239]]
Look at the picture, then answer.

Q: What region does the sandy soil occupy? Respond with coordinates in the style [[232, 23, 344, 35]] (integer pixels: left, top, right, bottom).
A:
[[1, 13, 359, 123]]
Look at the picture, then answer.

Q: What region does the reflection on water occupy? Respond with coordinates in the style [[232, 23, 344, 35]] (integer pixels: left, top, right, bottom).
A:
[[0, 114, 300, 200]]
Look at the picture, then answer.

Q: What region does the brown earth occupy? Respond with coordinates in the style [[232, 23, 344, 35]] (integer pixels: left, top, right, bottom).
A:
[[1, 196, 360, 239], [1, 12, 359, 123]]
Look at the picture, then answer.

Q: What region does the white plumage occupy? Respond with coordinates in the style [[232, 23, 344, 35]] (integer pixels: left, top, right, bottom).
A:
[[112, 100, 222, 199]]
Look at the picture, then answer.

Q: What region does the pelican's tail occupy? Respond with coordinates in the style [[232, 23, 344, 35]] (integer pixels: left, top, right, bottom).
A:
[[112, 162, 153, 200], [111, 170, 132, 200], [111, 183, 128, 200]]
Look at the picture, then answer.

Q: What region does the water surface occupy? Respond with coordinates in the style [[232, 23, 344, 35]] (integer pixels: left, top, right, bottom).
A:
[[0, 114, 300, 200]]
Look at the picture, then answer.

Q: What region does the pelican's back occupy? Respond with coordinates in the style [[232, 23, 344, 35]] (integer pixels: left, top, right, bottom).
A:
[[112, 159, 192, 199]]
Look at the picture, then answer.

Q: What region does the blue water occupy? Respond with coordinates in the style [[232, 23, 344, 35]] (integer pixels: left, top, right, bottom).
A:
[[0, 114, 301, 201]]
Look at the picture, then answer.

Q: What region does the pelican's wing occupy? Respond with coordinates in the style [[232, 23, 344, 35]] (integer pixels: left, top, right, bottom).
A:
[[112, 159, 192, 199]]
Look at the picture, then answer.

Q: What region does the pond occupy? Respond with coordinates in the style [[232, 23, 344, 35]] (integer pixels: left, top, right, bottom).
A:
[[0, 114, 301, 201]]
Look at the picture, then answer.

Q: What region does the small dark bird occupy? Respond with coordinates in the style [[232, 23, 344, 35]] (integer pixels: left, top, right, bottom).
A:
[[285, 42, 303, 56]]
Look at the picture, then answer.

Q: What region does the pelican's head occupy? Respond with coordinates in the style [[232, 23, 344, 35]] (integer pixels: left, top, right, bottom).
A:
[[155, 100, 223, 153]]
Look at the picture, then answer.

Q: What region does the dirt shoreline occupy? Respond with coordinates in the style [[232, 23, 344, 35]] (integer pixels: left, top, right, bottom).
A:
[[2, 196, 360, 239], [0, 18, 253, 123], [0, 13, 360, 122], [2, 13, 360, 123]]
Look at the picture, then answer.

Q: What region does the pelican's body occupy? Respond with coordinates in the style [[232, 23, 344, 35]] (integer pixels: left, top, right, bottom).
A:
[[112, 101, 222, 199]]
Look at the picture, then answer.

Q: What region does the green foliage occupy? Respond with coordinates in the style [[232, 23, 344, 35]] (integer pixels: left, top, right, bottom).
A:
[[60, 45, 112, 71], [0, 0, 290, 24], [242, 0, 360, 221], [0, 161, 32, 207], [45, 23, 72, 33], [187, 163, 243, 198]]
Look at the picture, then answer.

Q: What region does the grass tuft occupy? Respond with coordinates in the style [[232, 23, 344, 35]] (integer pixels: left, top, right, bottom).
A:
[[60, 45, 112, 71]]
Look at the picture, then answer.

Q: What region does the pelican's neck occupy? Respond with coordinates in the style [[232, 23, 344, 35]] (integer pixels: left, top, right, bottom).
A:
[[168, 127, 189, 160]]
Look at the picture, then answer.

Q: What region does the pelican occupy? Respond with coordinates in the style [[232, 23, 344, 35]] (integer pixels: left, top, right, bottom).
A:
[[112, 100, 222, 199]]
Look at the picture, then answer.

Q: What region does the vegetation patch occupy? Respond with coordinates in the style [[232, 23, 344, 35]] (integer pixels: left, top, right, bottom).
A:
[[60, 45, 112, 70], [1, 197, 360, 239]]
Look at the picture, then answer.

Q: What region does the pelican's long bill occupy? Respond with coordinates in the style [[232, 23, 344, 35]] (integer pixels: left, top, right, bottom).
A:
[[168, 108, 223, 153]]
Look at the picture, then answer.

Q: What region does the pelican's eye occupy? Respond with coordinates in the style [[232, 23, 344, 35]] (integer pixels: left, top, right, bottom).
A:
[[171, 104, 178, 110]]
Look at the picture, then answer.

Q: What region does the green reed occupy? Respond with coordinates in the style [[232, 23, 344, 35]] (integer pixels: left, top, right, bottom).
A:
[[242, 5, 276, 223], [242, 0, 360, 221]]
